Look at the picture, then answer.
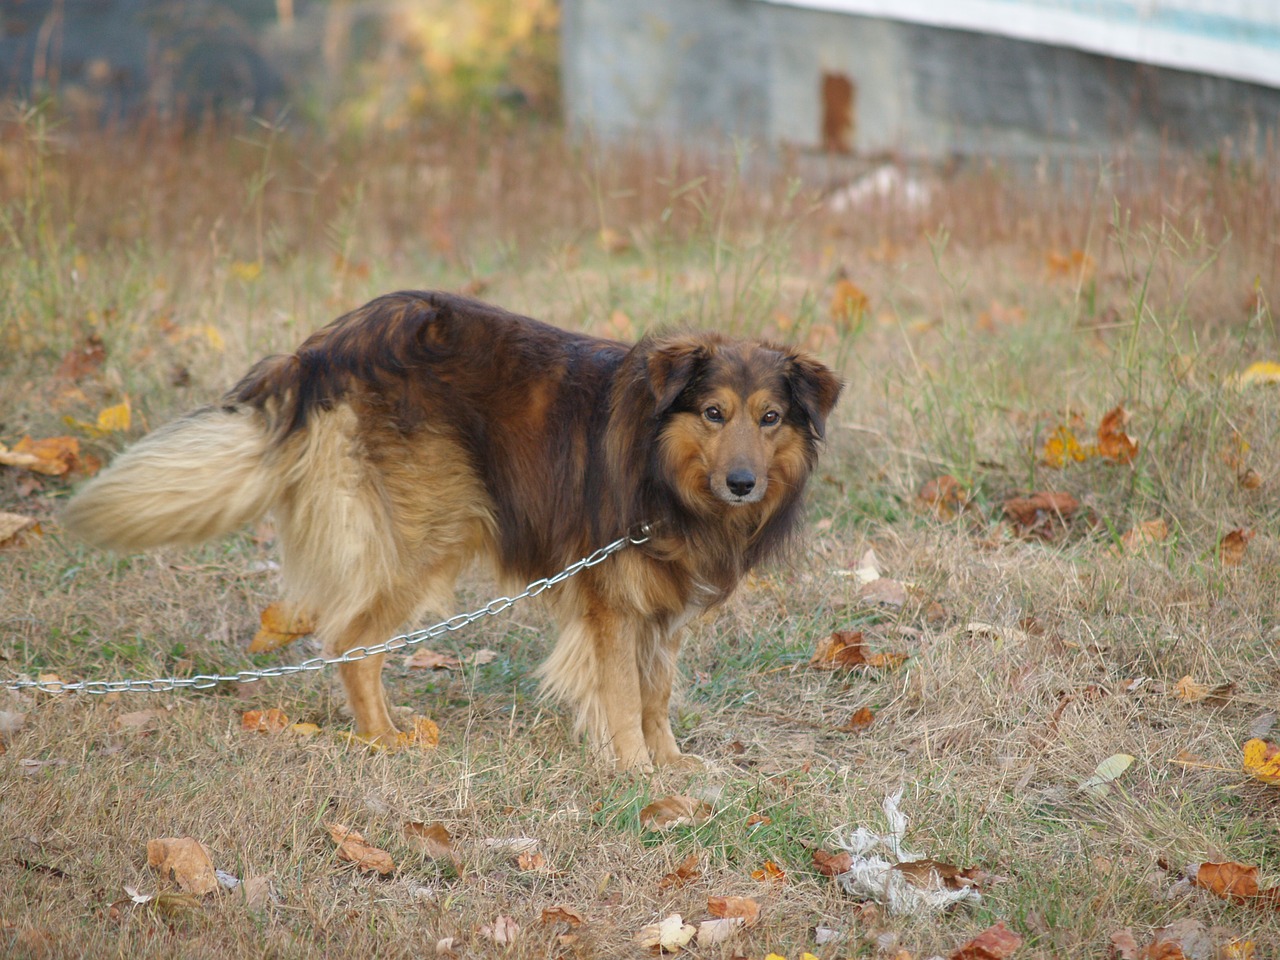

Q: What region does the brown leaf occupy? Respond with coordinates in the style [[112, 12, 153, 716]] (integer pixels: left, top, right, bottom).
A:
[[892, 858, 983, 891], [146, 837, 219, 894], [1097, 405, 1139, 464], [478, 914, 520, 945], [248, 602, 316, 653], [326, 822, 395, 875], [839, 707, 876, 732], [830, 278, 870, 326], [241, 708, 290, 734], [950, 920, 1023, 959], [706, 895, 760, 926], [114, 709, 167, 732], [55, 334, 106, 380], [1238, 467, 1263, 490], [0, 512, 39, 548], [916, 474, 970, 520], [540, 905, 584, 926], [1002, 491, 1079, 539], [1219, 528, 1254, 566], [1192, 861, 1259, 900], [811, 847, 853, 877], [1108, 928, 1140, 960], [403, 822, 456, 862], [810, 630, 906, 671], [657, 852, 701, 891], [403, 648, 462, 670], [639, 795, 712, 831]]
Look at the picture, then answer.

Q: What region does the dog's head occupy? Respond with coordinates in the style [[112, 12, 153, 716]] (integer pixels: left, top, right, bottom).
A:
[[645, 335, 842, 513]]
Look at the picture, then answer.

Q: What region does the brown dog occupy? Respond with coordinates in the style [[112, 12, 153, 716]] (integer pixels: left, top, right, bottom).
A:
[[63, 291, 841, 769]]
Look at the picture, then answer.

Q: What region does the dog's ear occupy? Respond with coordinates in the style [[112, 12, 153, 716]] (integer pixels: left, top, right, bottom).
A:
[[787, 353, 843, 439], [646, 338, 708, 415]]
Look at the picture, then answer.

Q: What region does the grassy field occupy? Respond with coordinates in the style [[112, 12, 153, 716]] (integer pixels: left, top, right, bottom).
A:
[[2, 107, 1280, 958]]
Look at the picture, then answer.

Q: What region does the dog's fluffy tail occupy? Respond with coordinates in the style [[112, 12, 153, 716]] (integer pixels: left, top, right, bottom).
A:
[[62, 406, 282, 552]]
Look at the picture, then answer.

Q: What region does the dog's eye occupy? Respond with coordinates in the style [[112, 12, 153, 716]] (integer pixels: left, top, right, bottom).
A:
[[703, 406, 723, 423], [760, 410, 781, 426]]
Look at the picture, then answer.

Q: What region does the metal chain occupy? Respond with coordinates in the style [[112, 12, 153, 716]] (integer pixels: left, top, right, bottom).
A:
[[3, 526, 651, 697]]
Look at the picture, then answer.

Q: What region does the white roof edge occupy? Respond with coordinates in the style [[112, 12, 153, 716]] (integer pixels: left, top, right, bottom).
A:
[[755, 0, 1280, 90]]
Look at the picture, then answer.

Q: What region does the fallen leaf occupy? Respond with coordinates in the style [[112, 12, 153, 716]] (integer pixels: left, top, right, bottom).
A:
[[1108, 928, 1140, 960], [1041, 424, 1088, 468], [1237, 467, 1263, 490], [1172, 676, 1234, 705], [1243, 738, 1280, 787], [1116, 517, 1168, 554], [0, 436, 81, 476], [516, 851, 553, 872], [248, 602, 316, 653], [230, 260, 262, 283], [707, 895, 760, 926], [639, 795, 712, 831], [1193, 861, 1259, 900], [831, 278, 870, 326], [326, 822, 395, 875], [695, 917, 743, 945], [478, 914, 520, 945], [1235, 360, 1280, 387], [892, 858, 983, 891], [810, 630, 907, 671], [950, 920, 1023, 959], [540, 905, 584, 926], [470, 648, 499, 665], [860, 577, 909, 608], [1046, 248, 1095, 280], [66, 399, 132, 437], [840, 707, 876, 732], [114, 709, 167, 732], [0, 710, 27, 737], [657, 853, 702, 891], [1218, 528, 1254, 566], [811, 847, 853, 877], [751, 860, 786, 883], [1220, 938, 1256, 959], [146, 837, 219, 894], [1096, 406, 1139, 464], [404, 648, 461, 670], [287, 722, 321, 737], [1002, 491, 1079, 539], [1246, 712, 1278, 742], [0, 512, 39, 547], [598, 227, 631, 255], [241, 708, 290, 734], [403, 822, 456, 862], [635, 913, 696, 952], [55, 334, 106, 380], [916, 474, 970, 520], [1079, 753, 1135, 798]]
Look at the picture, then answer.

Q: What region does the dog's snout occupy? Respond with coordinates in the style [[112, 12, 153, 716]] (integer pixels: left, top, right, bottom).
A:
[[725, 469, 756, 497]]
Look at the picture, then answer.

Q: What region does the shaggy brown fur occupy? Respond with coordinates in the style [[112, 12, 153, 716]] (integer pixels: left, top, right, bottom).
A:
[[62, 291, 842, 769]]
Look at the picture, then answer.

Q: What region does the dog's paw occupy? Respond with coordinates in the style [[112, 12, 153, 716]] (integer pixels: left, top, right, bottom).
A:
[[656, 752, 705, 772]]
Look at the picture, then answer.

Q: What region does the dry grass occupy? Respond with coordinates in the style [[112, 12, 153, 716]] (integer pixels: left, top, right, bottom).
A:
[[3, 104, 1280, 958]]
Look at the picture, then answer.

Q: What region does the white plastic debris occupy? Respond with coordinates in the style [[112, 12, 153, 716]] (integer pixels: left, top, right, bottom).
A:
[[831, 790, 982, 915]]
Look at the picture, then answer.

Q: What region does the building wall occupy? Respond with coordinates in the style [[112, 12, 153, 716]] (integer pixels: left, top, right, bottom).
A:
[[561, 0, 1280, 159]]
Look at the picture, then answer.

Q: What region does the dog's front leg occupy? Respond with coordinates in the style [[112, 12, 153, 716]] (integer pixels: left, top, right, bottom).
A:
[[592, 612, 652, 770]]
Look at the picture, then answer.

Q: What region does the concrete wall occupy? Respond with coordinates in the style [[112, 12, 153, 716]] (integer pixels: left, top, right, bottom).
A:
[[561, 0, 1280, 159]]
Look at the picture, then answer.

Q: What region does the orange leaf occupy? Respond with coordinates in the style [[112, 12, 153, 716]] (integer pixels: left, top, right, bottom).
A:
[[830, 278, 869, 326], [1096, 405, 1138, 464], [750, 860, 786, 883], [1002, 491, 1079, 540], [1219, 528, 1254, 566], [657, 852, 702, 891], [706, 895, 761, 926], [540, 905, 584, 926], [950, 920, 1023, 959], [146, 837, 219, 894], [0, 436, 80, 476], [1193, 861, 1259, 900], [1116, 518, 1167, 554], [326, 822, 395, 875], [403, 822, 456, 861], [241, 708, 290, 734], [248, 602, 316, 653]]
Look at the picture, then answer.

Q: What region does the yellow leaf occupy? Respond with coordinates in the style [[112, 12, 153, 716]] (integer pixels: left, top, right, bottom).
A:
[[1040, 425, 1087, 468], [0, 436, 80, 476], [230, 260, 262, 282], [200, 325, 226, 351], [287, 722, 321, 737], [249, 602, 316, 653], [1243, 738, 1280, 785], [1079, 753, 1134, 797], [1236, 360, 1280, 387], [326, 822, 395, 875], [146, 837, 219, 894], [95, 399, 131, 433]]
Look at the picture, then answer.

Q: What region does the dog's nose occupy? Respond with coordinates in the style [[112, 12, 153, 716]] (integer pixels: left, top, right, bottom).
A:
[[726, 469, 756, 497]]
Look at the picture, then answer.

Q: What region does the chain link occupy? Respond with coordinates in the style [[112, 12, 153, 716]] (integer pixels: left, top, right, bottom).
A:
[[4, 526, 651, 697]]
